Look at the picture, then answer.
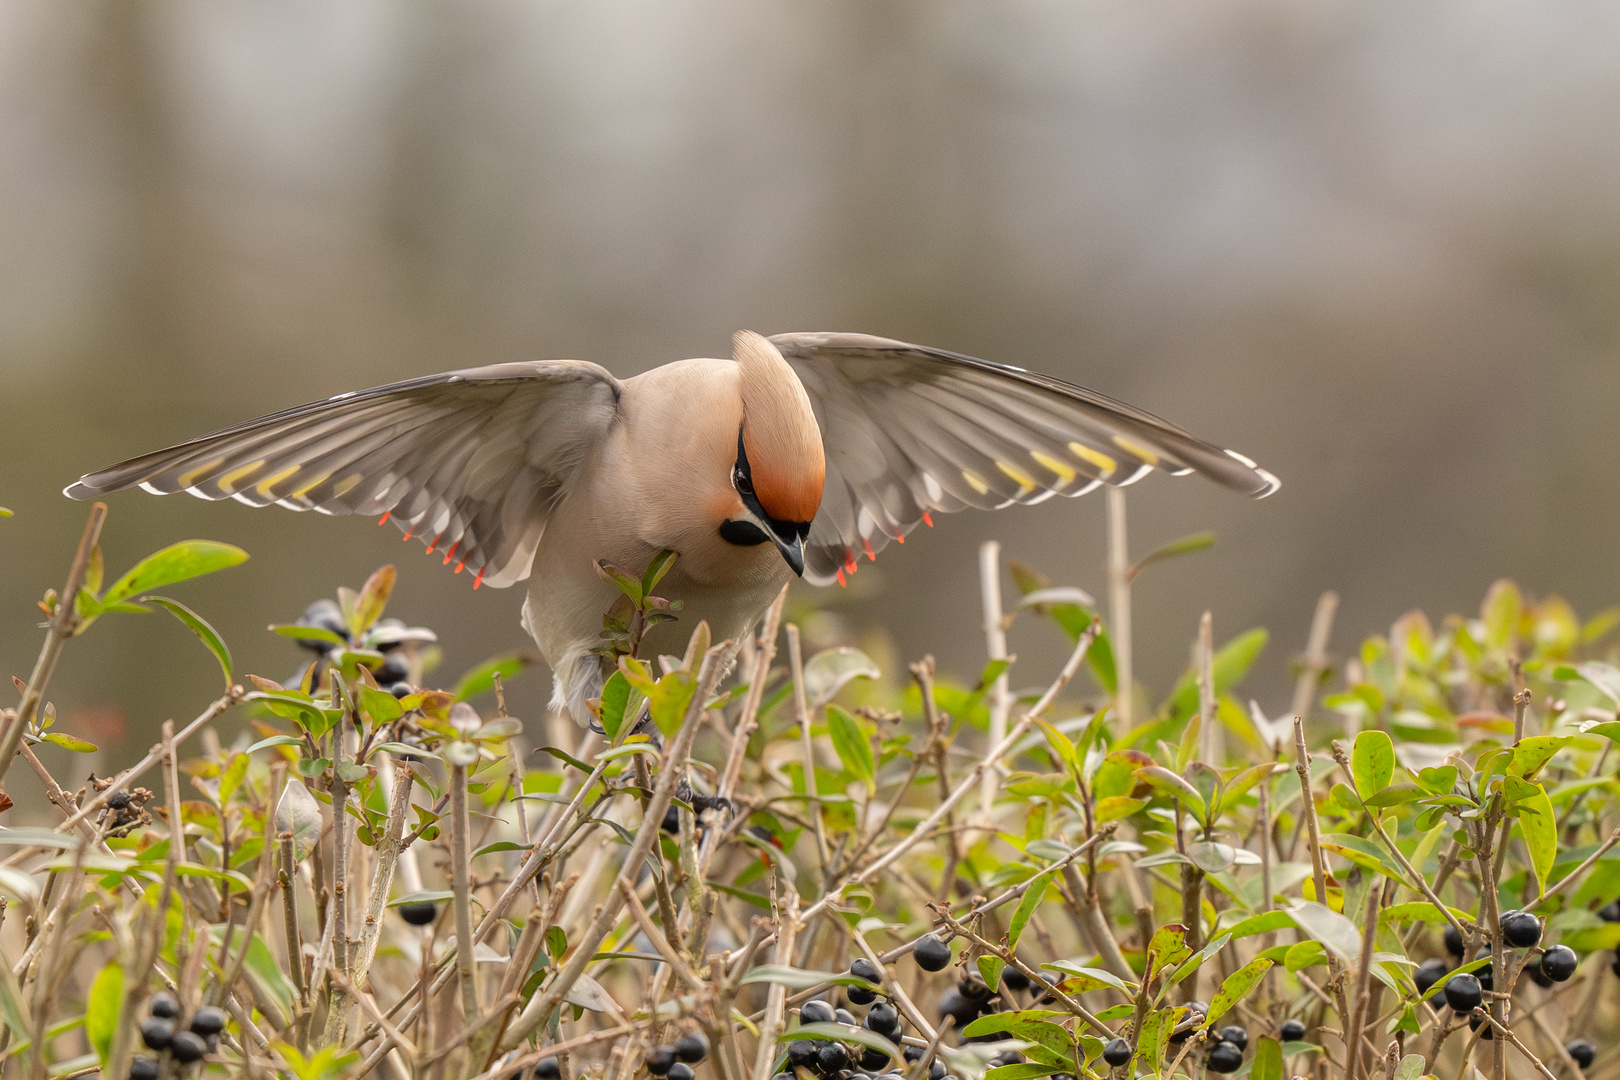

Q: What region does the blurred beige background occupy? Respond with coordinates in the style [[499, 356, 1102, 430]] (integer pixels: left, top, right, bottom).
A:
[[3, 1, 1619, 771]]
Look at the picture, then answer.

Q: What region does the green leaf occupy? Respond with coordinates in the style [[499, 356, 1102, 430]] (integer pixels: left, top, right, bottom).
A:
[[775, 1022, 898, 1059], [1251, 1036, 1283, 1080], [1507, 736, 1572, 780], [1009, 869, 1055, 951], [1287, 901, 1360, 964], [101, 540, 248, 607], [641, 549, 679, 598], [454, 652, 537, 703], [246, 735, 304, 754], [1521, 782, 1557, 889], [1206, 957, 1273, 1024], [977, 955, 1006, 992], [1146, 924, 1190, 974], [387, 890, 456, 907], [826, 705, 875, 793], [141, 596, 233, 688], [597, 671, 636, 742], [356, 683, 403, 726], [803, 647, 881, 710], [594, 560, 643, 604], [84, 961, 121, 1069], [1221, 911, 1295, 940], [1134, 766, 1208, 822], [1351, 730, 1394, 800], [546, 925, 568, 961], [40, 733, 97, 753], [1129, 531, 1216, 580], [276, 779, 323, 863], [741, 966, 882, 992], [1417, 766, 1457, 794], [985, 1066, 1060, 1080], [271, 624, 348, 648]]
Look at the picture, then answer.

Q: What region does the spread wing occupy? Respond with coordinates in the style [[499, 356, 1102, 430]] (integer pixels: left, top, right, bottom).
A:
[[65, 361, 622, 589], [770, 333, 1280, 586]]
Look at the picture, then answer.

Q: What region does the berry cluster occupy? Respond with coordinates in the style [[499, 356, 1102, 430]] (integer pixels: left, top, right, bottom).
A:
[[774, 954, 959, 1080], [1428, 910, 1588, 1046], [131, 995, 226, 1078], [642, 1032, 713, 1080]]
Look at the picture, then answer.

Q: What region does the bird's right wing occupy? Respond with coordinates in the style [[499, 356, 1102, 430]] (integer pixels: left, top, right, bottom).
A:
[[65, 361, 622, 588], [771, 333, 1279, 586]]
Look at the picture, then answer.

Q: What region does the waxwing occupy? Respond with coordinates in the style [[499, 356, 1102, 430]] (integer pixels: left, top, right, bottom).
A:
[[66, 331, 1277, 721]]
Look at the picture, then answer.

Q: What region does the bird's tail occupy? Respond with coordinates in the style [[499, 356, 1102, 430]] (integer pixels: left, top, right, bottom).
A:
[[549, 648, 606, 727]]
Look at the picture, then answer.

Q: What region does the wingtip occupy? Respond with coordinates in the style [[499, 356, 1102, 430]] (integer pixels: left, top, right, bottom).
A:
[[62, 481, 95, 501], [1223, 449, 1281, 498]]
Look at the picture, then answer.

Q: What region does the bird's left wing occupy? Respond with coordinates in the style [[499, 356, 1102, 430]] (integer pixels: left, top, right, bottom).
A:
[[770, 333, 1279, 586], [65, 361, 622, 589]]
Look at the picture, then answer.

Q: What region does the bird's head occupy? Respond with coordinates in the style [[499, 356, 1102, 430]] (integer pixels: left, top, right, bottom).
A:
[[722, 331, 825, 576]]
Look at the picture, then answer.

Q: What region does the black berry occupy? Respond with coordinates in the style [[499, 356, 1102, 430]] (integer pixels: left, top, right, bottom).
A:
[[818, 1043, 850, 1073], [149, 992, 178, 1019], [107, 790, 132, 810], [1568, 1041, 1596, 1069], [1102, 1039, 1132, 1067], [1219, 1027, 1248, 1051], [1414, 958, 1449, 996], [801, 1000, 836, 1024], [1207, 1044, 1244, 1074], [834, 1008, 857, 1026], [913, 936, 951, 972], [675, 1033, 710, 1063], [399, 901, 437, 926], [189, 1006, 226, 1037], [1529, 964, 1555, 988], [789, 1041, 819, 1068], [850, 958, 881, 982], [1541, 945, 1578, 983], [389, 682, 413, 698], [773, 1074, 795, 1080], [1469, 1014, 1493, 1041], [1001, 966, 1030, 992], [535, 1058, 562, 1080], [647, 1046, 676, 1075], [958, 977, 991, 1002], [662, 806, 681, 834], [1601, 901, 1620, 923], [1444, 925, 1465, 958], [140, 1019, 173, 1050], [129, 1057, 161, 1080], [169, 1030, 207, 1063], [667, 1065, 694, 1080], [864, 1003, 900, 1039], [929, 1060, 945, 1080], [1501, 911, 1542, 949], [1279, 1020, 1307, 1043], [1444, 973, 1483, 1014], [846, 984, 877, 1006], [860, 1048, 890, 1071], [935, 988, 979, 1028]]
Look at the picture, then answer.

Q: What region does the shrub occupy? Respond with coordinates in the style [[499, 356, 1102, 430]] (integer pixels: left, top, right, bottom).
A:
[[0, 504, 1614, 1080]]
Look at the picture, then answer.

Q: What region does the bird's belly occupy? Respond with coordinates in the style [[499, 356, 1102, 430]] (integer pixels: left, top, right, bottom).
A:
[[522, 518, 791, 717]]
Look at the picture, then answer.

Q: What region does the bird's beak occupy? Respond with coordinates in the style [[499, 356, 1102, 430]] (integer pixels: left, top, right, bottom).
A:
[[771, 530, 805, 577]]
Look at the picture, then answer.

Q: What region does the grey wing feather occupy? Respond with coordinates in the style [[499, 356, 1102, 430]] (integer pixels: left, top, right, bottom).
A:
[[770, 332, 1279, 586], [65, 361, 622, 588]]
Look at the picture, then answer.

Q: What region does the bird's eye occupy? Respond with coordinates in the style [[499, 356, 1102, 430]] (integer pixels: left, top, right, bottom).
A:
[[732, 465, 753, 495]]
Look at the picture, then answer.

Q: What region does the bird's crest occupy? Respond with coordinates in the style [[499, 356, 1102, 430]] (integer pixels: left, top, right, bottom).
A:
[[733, 330, 824, 524]]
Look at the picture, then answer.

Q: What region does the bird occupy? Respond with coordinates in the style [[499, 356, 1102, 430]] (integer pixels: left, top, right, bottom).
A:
[[65, 331, 1278, 721]]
